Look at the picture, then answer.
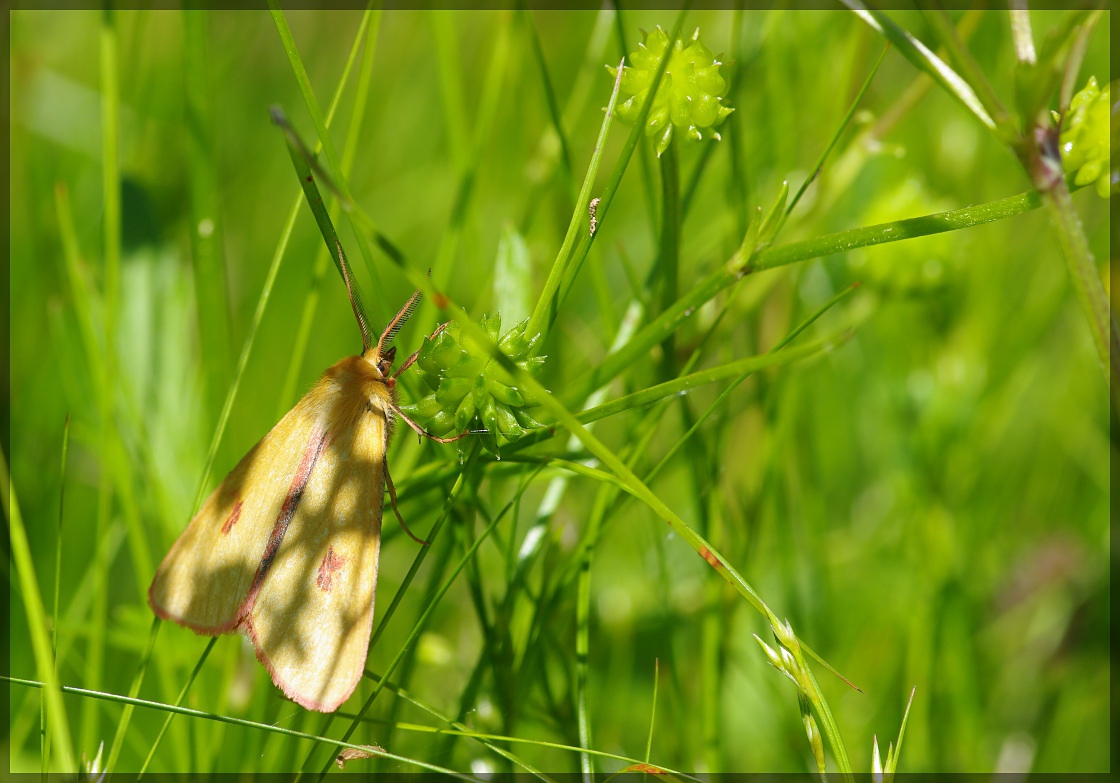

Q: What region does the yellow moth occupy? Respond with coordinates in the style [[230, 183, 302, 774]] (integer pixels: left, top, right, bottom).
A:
[[149, 248, 459, 712]]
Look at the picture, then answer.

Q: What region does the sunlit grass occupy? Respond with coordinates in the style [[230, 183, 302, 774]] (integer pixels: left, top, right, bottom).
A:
[[6, 7, 1111, 776]]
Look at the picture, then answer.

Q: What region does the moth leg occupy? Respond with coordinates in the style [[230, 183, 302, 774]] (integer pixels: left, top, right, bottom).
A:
[[384, 464, 429, 546], [389, 401, 471, 444], [393, 321, 453, 379]]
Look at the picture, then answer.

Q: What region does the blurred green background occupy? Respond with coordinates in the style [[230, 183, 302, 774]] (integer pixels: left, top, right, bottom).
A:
[[7, 7, 1111, 775]]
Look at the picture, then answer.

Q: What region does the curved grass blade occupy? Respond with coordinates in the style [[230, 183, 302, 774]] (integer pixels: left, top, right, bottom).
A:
[[4, 675, 478, 781], [277, 8, 383, 415], [571, 179, 1057, 406], [268, 3, 392, 319], [525, 54, 626, 341], [271, 106, 373, 350], [844, 2, 995, 131], [330, 707, 699, 781], [576, 335, 837, 427]]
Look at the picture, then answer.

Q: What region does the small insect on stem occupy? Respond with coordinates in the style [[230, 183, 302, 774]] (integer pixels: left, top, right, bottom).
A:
[[588, 197, 601, 237]]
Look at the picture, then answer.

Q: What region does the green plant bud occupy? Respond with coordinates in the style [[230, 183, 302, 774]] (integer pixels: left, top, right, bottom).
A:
[[647, 104, 670, 135], [1060, 76, 1113, 198], [517, 356, 546, 375], [443, 352, 486, 379], [482, 312, 501, 342], [427, 410, 456, 436], [495, 404, 523, 439], [420, 370, 441, 392], [801, 701, 826, 776], [454, 391, 477, 431], [513, 406, 546, 431], [398, 393, 443, 421], [487, 378, 525, 407], [521, 330, 542, 357], [611, 26, 733, 157], [498, 317, 532, 356], [418, 330, 461, 374], [472, 375, 488, 404], [480, 396, 500, 439], [401, 313, 548, 454], [435, 376, 472, 405], [753, 635, 787, 675]]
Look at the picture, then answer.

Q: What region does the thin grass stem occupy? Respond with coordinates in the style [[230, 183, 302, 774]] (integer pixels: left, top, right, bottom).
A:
[[551, 10, 693, 328], [105, 616, 161, 772], [522, 9, 576, 201], [136, 637, 217, 778], [776, 44, 889, 238], [277, 9, 383, 417], [5, 675, 476, 781], [316, 441, 506, 778], [43, 415, 70, 777], [83, 7, 122, 756]]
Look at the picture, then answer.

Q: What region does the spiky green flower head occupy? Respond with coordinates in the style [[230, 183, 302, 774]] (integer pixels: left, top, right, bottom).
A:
[[398, 314, 546, 454], [1059, 76, 1113, 198], [608, 26, 733, 157]]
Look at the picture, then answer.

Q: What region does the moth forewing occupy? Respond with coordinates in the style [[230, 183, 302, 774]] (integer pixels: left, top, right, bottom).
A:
[[147, 389, 329, 635], [148, 349, 397, 712], [246, 355, 392, 711]]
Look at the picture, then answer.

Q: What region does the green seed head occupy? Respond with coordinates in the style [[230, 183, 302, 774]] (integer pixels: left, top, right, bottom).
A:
[[399, 314, 545, 454], [1060, 77, 1113, 198], [607, 26, 734, 157]]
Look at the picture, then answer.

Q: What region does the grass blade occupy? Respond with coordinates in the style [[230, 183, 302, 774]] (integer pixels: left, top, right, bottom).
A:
[[548, 10, 694, 334], [104, 616, 161, 772], [2, 449, 75, 772], [277, 8, 383, 416], [523, 35, 627, 342], [267, 1, 388, 319], [82, 7, 123, 757], [844, 2, 995, 131], [183, 9, 233, 430], [777, 44, 889, 237], [5, 675, 479, 781], [43, 414, 70, 776], [522, 8, 576, 200], [137, 637, 217, 778], [576, 544, 593, 779]]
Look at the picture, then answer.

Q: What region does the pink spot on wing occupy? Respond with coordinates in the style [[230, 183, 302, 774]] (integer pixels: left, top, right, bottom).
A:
[[220, 501, 243, 535], [316, 545, 346, 592]]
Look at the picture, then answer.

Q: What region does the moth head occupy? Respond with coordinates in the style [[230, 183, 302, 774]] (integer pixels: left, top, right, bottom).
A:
[[377, 346, 396, 379], [370, 289, 422, 389], [353, 345, 395, 389]]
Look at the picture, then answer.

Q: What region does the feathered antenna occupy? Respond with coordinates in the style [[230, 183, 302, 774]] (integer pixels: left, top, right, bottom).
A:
[[377, 288, 421, 356], [334, 238, 374, 352]]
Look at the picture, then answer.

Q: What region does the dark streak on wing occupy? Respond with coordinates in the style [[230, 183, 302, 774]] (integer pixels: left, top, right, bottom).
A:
[[245, 424, 327, 600]]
